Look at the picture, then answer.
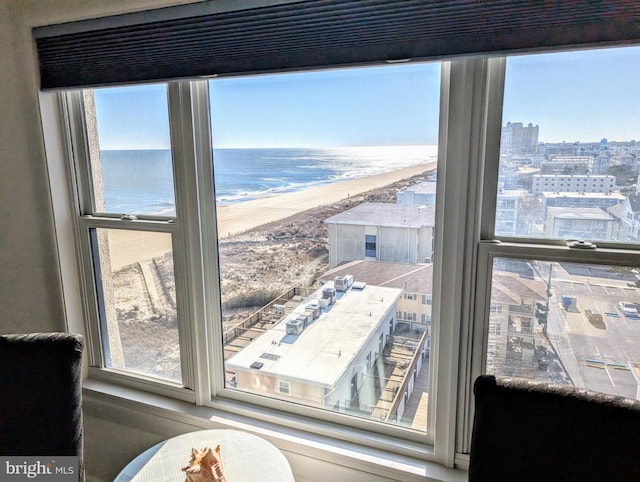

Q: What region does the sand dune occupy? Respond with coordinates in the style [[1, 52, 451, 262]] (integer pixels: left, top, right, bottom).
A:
[[107, 163, 434, 270]]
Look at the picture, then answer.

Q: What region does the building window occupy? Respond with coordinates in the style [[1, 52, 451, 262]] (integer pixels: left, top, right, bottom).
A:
[[278, 380, 291, 395], [365, 235, 377, 258]]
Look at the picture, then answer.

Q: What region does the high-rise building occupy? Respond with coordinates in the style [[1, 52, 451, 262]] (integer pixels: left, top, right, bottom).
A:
[[501, 122, 539, 153]]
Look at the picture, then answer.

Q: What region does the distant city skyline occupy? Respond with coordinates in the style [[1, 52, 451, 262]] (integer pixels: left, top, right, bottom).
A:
[[94, 45, 640, 150]]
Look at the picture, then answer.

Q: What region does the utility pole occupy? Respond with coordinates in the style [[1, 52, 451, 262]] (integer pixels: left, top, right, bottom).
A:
[[533, 262, 553, 335]]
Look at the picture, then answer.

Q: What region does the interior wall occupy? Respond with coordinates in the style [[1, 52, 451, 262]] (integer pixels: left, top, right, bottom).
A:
[[0, 0, 65, 333]]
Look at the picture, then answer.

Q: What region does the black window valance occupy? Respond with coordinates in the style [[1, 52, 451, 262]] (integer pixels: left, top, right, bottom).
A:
[[34, 0, 640, 90]]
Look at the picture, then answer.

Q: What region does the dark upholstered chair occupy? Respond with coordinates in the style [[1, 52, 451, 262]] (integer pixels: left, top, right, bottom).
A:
[[469, 375, 640, 482], [0, 333, 84, 472]]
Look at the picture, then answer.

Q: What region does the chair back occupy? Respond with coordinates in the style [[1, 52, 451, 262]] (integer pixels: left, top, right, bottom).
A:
[[0, 333, 84, 462], [469, 375, 640, 482]]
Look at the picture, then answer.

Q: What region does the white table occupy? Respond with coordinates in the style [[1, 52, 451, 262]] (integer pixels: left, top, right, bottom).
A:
[[114, 429, 295, 481]]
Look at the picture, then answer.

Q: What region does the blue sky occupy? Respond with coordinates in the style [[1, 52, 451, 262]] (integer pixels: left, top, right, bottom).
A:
[[503, 46, 640, 143], [94, 45, 640, 149]]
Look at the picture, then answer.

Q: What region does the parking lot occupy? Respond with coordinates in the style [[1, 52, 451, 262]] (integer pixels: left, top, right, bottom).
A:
[[546, 270, 640, 399]]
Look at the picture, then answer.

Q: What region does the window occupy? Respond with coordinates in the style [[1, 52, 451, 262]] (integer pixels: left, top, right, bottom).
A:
[[76, 85, 184, 383], [278, 380, 291, 395], [207, 65, 439, 433], [480, 47, 640, 402], [365, 235, 377, 258], [54, 22, 640, 470], [66, 62, 440, 443]]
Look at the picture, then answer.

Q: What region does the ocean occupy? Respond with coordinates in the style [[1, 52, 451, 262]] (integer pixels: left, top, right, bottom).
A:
[[98, 145, 437, 216]]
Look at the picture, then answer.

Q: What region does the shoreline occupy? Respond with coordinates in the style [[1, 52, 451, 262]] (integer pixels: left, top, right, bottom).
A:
[[107, 162, 435, 270]]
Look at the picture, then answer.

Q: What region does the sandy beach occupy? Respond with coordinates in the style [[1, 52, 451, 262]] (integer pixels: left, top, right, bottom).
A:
[[108, 163, 434, 270]]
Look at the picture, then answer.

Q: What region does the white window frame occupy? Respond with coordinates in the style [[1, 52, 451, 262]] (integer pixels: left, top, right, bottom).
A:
[[464, 50, 640, 461], [57, 66, 455, 464], [52, 46, 640, 472]]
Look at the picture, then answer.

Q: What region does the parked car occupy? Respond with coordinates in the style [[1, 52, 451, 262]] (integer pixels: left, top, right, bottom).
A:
[[618, 301, 638, 317], [585, 309, 604, 324]]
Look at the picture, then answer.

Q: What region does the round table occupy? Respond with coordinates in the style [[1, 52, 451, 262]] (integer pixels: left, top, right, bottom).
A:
[[114, 429, 295, 481]]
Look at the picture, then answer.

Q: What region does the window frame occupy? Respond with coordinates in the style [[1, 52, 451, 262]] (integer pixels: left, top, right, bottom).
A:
[[54, 45, 640, 471], [60, 68, 448, 461], [465, 49, 640, 457]]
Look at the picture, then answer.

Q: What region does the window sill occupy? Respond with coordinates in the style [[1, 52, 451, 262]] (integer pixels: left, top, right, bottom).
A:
[[83, 379, 467, 482]]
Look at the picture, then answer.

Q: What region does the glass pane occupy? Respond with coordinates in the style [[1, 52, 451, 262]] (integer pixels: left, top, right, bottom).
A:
[[91, 228, 180, 382], [86, 84, 175, 216], [210, 63, 440, 432], [497, 46, 640, 240], [488, 257, 640, 399]]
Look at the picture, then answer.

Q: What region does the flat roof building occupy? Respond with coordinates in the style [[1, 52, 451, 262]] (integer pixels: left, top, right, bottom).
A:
[[545, 206, 615, 240], [225, 281, 403, 411], [396, 181, 437, 206], [541, 191, 625, 212], [324, 203, 435, 267]]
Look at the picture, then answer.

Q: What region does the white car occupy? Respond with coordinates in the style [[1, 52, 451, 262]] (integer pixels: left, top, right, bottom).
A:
[[618, 301, 638, 317]]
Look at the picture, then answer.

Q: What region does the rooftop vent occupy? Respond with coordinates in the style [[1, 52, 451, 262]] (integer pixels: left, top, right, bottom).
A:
[[260, 353, 280, 361]]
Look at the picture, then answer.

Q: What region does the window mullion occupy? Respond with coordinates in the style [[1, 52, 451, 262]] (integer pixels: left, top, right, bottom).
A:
[[189, 80, 226, 400], [433, 56, 498, 466], [167, 81, 216, 401], [455, 57, 507, 460]]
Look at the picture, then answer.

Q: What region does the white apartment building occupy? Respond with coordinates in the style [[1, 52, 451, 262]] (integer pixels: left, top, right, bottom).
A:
[[396, 181, 527, 237], [540, 155, 593, 174], [620, 194, 640, 240], [532, 174, 616, 195], [319, 260, 434, 329], [396, 180, 437, 206], [545, 206, 615, 240], [541, 192, 625, 213], [495, 189, 529, 236], [324, 203, 435, 268], [225, 282, 404, 414]]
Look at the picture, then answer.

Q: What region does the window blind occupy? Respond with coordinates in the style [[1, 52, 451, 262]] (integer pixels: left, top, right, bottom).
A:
[[34, 0, 640, 90]]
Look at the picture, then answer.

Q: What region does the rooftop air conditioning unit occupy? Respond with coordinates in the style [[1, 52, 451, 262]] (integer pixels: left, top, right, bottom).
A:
[[286, 316, 306, 335], [334, 275, 354, 292], [322, 287, 336, 304], [305, 302, 321, 319]]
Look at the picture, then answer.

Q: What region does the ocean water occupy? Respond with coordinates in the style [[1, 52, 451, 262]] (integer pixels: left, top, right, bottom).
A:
[[98, 145, 437, 216]]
